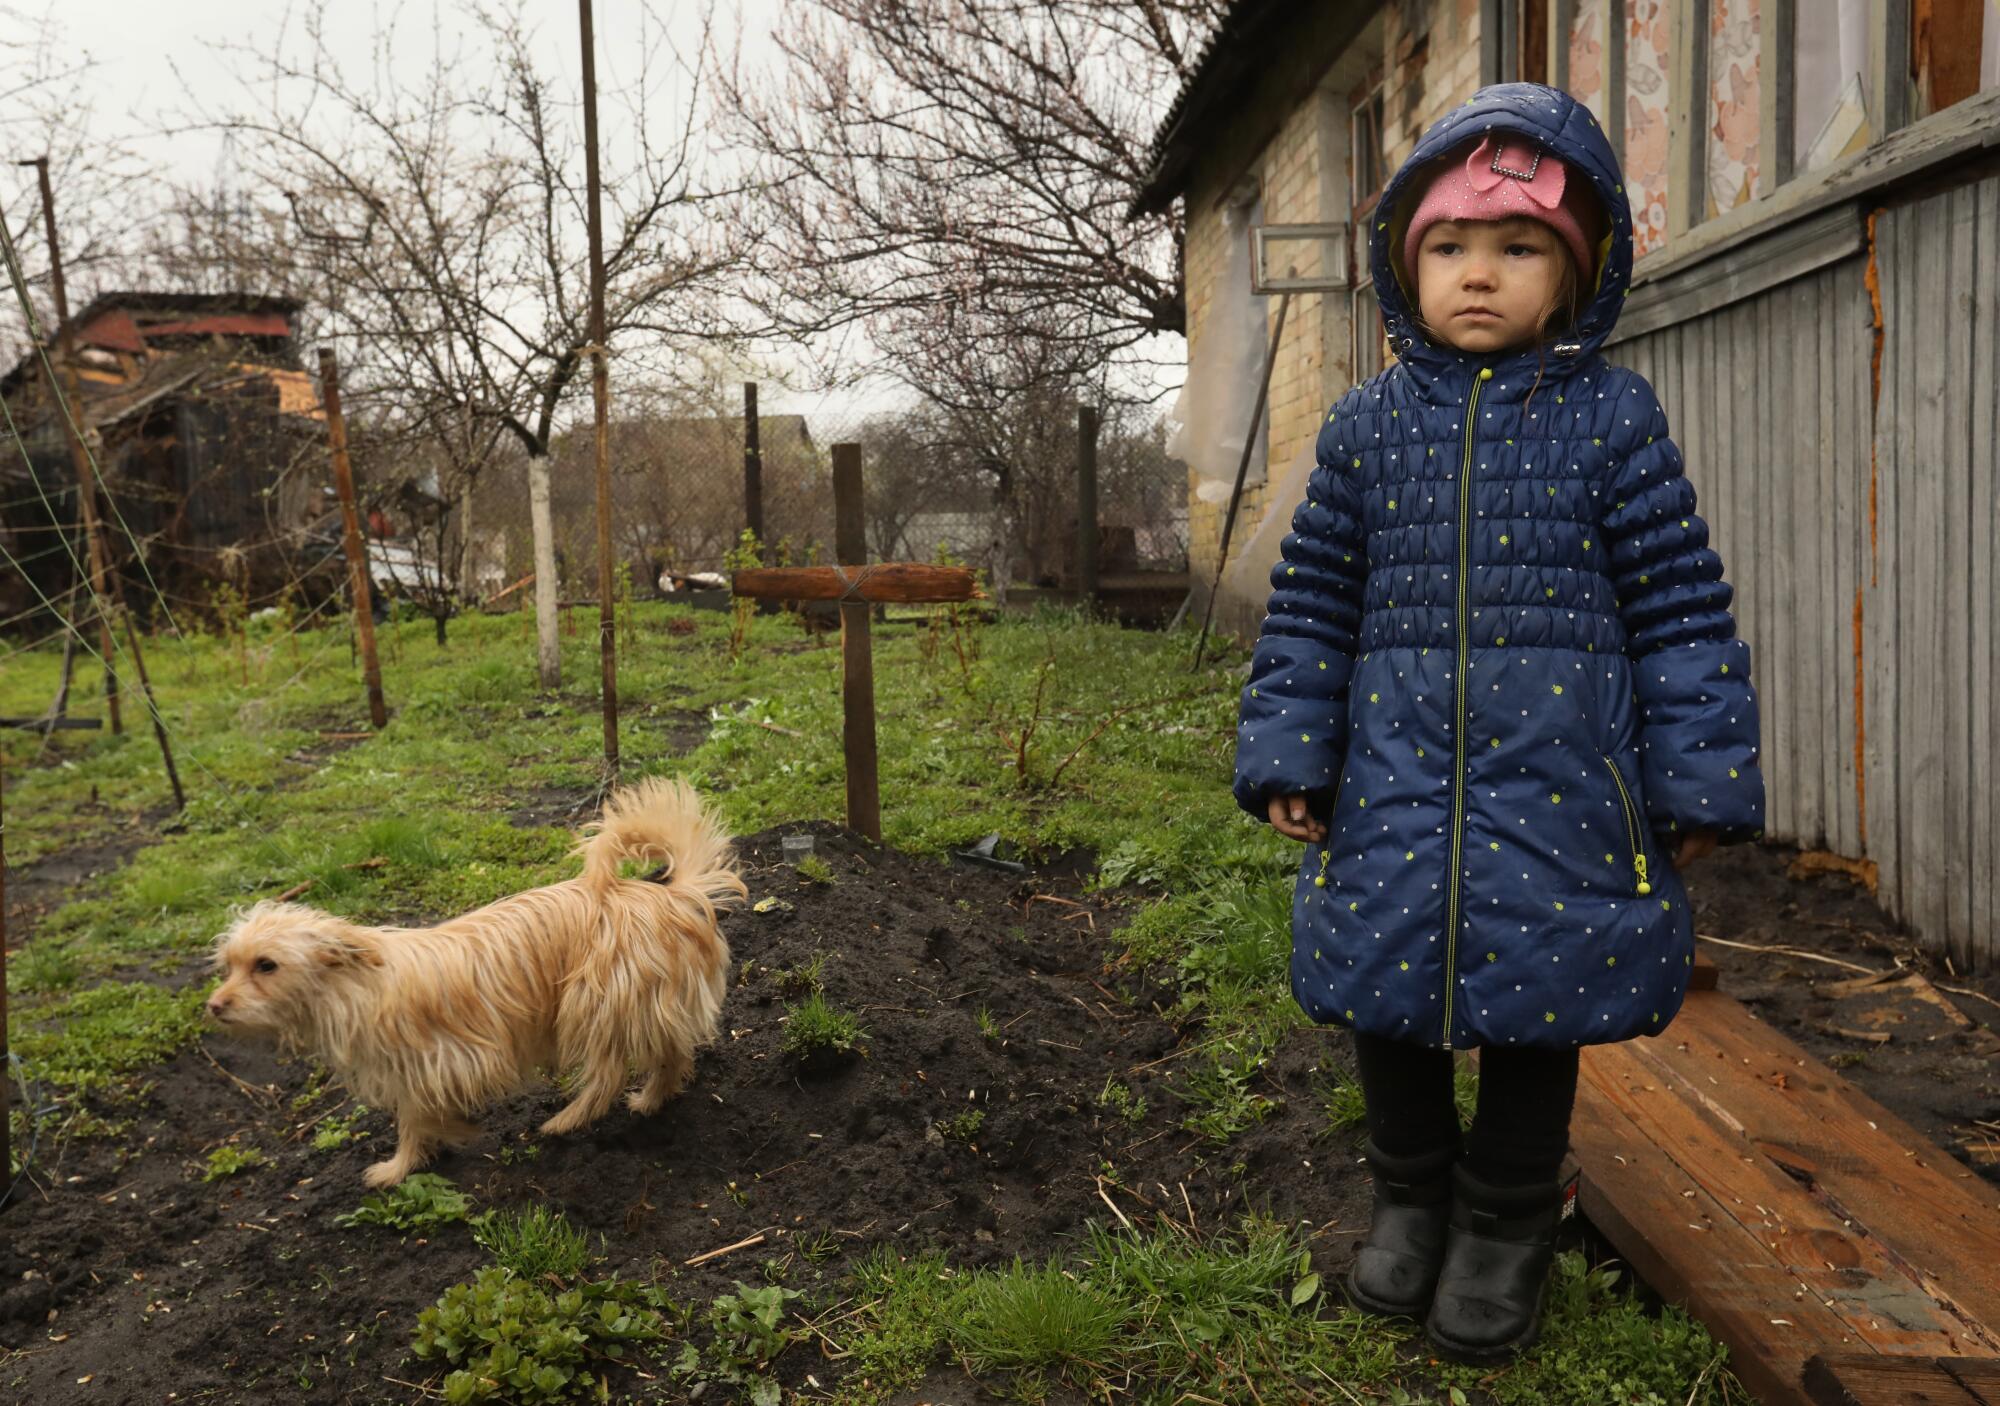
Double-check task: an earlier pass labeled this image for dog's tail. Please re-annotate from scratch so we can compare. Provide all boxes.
[575,777,747,916]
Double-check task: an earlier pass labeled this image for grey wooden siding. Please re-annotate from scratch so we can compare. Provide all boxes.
[1614,167,1999,969]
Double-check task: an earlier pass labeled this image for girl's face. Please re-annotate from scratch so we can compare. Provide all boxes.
[1414,217,1568,354]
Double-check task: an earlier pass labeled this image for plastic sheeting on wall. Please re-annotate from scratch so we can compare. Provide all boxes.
[1210,435,1317,641]
[1166,197,1271,499]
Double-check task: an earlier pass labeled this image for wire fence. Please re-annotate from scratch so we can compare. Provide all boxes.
[1,388,1190,635]
[443,399,1190,609]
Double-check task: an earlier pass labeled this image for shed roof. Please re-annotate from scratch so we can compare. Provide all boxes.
[1129,0,1294,218]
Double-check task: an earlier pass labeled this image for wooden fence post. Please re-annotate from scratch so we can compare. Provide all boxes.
[15,160,120,735]
[579,0,619,777]
[744,381,764,546]
[1077,402,1100,607]
[317,349,389,730]
[832,444,881,843]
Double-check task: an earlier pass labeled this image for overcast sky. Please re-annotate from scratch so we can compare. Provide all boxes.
[15,1,1181,417]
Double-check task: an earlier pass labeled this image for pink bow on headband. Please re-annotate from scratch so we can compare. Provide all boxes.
[1464,136,1567,208]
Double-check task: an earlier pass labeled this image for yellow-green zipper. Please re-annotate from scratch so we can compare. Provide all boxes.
[1441,366,1490,1049]
[1594,750,1653,895]
[1310,770,1345,892]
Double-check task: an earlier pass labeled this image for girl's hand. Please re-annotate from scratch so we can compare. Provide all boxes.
[1670,829,1719,870]
[1268,793,1327,844]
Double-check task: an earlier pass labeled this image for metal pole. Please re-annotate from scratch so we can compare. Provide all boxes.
[744,380,764,545]
[579,0,618,777]
[1076,403,1100,607]
[316,349,389,729]
[15,161,119,734]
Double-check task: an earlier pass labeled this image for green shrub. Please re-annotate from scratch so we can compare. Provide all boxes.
[336,1172,473,1231]
[201,1145,269,1181]
[411,1266,672,1404]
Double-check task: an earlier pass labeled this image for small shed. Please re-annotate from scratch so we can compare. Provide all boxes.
[0,291,324,623]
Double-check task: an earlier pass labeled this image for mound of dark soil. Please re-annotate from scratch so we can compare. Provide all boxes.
[0,824,1371,1405]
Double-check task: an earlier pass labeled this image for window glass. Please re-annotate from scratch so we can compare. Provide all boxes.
[1568,0,1610,126]
[1706,0,1761,216]
[1625,0,1672,257]
[1794,0,1872,170]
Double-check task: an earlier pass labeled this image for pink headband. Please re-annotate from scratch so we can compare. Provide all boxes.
[1402,136,1599,284]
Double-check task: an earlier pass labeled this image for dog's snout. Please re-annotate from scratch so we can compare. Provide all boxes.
[206,994,232,1019]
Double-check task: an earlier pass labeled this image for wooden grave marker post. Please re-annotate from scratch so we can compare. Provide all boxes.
[728,442,981,843]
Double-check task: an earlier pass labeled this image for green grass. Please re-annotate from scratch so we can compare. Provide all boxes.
[780,992,867,1060]
[774,950,829,997]
[821,1223,1746,1406]
[1,600,1748,1403]
[472,1205,596,1282]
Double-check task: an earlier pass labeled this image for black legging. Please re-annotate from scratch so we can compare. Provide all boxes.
[1350,1031,1578,1186]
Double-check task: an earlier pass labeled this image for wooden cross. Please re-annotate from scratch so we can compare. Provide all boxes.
[729,443,981,843]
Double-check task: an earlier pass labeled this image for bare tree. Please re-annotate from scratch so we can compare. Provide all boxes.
[715,0,1224,384]
[172,1,745,673]
[0,6,148,363]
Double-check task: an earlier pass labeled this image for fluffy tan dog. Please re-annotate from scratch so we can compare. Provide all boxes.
[207,778,746,1187]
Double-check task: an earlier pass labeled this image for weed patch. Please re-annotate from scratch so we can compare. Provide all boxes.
[472,1205,595,1282]
[336,1172,474,1232]
[781,992,867,1063]
[411,1266,674,1404]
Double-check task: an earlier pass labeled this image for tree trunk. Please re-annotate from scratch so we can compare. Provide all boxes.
[459,477,478,598]
[528,452,561,689]
[435,611,448,648]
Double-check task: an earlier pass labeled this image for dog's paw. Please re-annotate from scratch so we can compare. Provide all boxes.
[538,1109,589,1137]
[362,1158,409,1190]
[625,1087,666,1116]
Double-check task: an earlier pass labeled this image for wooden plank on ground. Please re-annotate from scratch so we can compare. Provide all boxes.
[1572,1079,1887,1406]
[1650,993,2000,1333]
[1803,1352,2000,1406]
[1576,988,2000,1406]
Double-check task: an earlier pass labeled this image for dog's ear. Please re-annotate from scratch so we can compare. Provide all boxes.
[310,924,384,969]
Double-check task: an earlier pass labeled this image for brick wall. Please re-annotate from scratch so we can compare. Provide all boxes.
[1181,0,1487,642]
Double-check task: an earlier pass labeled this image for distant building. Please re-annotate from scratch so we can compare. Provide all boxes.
[0,290,323,622]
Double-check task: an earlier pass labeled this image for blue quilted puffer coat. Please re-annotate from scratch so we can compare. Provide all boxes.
[1232,84,1764,1052]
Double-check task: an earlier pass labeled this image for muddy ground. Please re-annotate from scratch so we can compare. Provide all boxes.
[1,818,1995,1405]
[0,823,1374,1405]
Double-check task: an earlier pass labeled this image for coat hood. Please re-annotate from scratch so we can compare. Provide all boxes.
[1370,83,1634,387]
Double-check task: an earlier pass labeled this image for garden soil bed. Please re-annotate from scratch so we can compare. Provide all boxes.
[2,821,1995,1405]
[0,822,1373,1406]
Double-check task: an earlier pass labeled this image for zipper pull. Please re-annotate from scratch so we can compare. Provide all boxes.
[1634,852,1652,896]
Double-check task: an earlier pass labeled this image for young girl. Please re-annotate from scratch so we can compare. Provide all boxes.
[1232,83,1764,1361]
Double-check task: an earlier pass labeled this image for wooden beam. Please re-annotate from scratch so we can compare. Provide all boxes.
[731,564,981,605]
[317,348,389,731]
[1575,988,2000,1406]
[1803,1353,2000,1406]
[832,445,881,844]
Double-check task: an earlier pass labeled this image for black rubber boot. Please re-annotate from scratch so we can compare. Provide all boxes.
[1344,1138,1459,1319]
[1424,1164,1565,1361]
